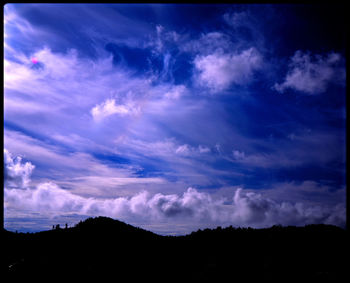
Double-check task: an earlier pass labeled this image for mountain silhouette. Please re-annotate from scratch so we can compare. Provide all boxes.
[2,217,347,282]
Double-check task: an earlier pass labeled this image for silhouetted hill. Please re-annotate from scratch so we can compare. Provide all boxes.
[2,217,348,282]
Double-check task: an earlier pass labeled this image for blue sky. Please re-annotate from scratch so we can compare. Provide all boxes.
[4,4,346,235]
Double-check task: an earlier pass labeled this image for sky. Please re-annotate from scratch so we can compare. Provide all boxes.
[3,3,347,235]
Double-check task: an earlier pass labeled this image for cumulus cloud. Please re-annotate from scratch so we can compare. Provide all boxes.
[4,150,345,232]
[274,50,345,94]
[5,181,346,231]
[194,47,262,92]
[4,148,35,189]
[5,182,87,213]
[91,98,140,121]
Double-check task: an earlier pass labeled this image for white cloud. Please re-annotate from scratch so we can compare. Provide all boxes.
[56,176,166,199]
[4,148,35,189]
[4,45,198,153]
[181,32,233,55]
[198,145,210,153]
[149,24,185,54]
[4,150,345,233]
[164,84,186,100]
[91,98,140,121]
[3,7,346,234]
[232,150,245,160]
[194,47,262,92]
[274,50,345,94]
[5,181,345,232]
[4,46,157,134]
[120,138,213,161]
[4,5,52,47]
[4,133,158,198]
[175,144,191,155]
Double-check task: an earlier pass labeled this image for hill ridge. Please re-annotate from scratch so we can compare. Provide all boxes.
[3,216,347,282]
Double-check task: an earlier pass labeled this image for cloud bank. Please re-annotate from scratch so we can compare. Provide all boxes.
[4,149,345,234]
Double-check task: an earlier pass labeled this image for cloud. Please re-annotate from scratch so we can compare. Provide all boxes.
[232,150,245,160]
[152,25,182,54]
[224,128,344,169]
[274,50,345,94]
[194,47,262,92]
[175,144,191,155]
[4,4,154,59]
[4,150,345,233]
[164,84,186,100]
[56,176,166,199]
[223,11,250,28]
[118,138,213,163]
[5,182,345,232]
[4,6,346,235]
[259,181,346,207]
[198,145,210,153]
[91,98,140,121]
[4,148,35,189]
[4,133,159,198]
[181,32,233,55]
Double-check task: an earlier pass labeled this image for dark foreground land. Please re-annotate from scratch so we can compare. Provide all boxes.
[2,217,348,282]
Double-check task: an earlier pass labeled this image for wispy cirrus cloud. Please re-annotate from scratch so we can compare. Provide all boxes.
[4,131,167,198]
[181,32,233,55]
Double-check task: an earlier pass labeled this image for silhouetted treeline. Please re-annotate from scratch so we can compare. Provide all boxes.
[2,217,348,282]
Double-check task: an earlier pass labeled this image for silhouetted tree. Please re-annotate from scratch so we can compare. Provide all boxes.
[55,224,60,230]
[65,223,68,229]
